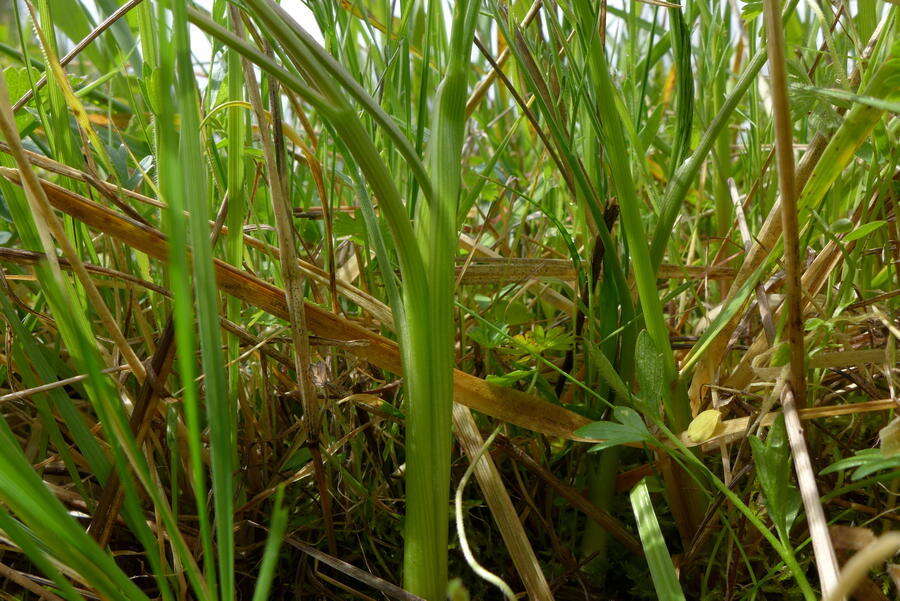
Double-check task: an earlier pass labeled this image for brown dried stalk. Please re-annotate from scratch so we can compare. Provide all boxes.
[762,0,840,596]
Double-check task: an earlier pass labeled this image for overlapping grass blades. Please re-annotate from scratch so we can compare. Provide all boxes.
[0,1,896,599]
[192,0,479,597]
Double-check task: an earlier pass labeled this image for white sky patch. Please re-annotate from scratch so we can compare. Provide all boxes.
[78,0,323,67]
[190,1,322,72]
[192,0,323,62]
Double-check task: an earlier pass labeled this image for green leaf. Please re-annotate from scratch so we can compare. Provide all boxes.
[842,220,887,243]
[2,67,35,130]
[282,447,312,472]
[250,485,289,601]
[635,329,663,415]
[741,0,763,21]
[749,416,800,539]
[504,324,573,356]
[467,322,509,349]
[821,449,883,474]
[576,407,654,451]
[486,369,535,387]
[829,218,853,233]
[630,478,687,601]
[822,448,900,481]
[332,210,368,241]
[790,83,900,114]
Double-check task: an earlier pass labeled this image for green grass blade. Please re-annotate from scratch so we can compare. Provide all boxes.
[152,1,217,594]
[170,2,235,598]
[573,0,687,430]
[629,479,687,601]
[649,0,801,270]
[250,486,289,601]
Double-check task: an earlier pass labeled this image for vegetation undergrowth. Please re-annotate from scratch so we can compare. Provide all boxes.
[0,0,896,600]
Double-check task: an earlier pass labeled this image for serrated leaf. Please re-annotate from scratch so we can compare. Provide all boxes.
[504,324,573,356]
[741,0,762,21]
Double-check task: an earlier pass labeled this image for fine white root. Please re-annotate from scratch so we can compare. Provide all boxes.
[454,426,517,601]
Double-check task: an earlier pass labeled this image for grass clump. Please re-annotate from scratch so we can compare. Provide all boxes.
[0,1,897,600]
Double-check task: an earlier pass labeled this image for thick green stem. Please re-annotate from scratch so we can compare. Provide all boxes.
[404,3,479,596]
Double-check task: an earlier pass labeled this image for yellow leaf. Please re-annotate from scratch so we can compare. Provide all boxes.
[686,409,722,443]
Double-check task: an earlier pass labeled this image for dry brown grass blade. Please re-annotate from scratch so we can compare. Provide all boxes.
[276,528,426,601]
[0,561,67,601]
[763,0,840,592]
[237,423,370,515]
[686,12,889,409]
[497,437,644,556]
[456,258,734,285]
[0,69,147,386]
[457,258,577,285]
[724,193,879,391]
[690,399,898,450]
[730,178,777,343]
[0,248,302,369]
[0,140,393,326]
[86,319,176,546]
[687,144,825,406]
[458,233,573,313]
[242,32,317,427]
[238,19,336,555]
[453,406,554,601]
[1,171,592,440]
[823,533,900,601]
[0,363,129,403]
